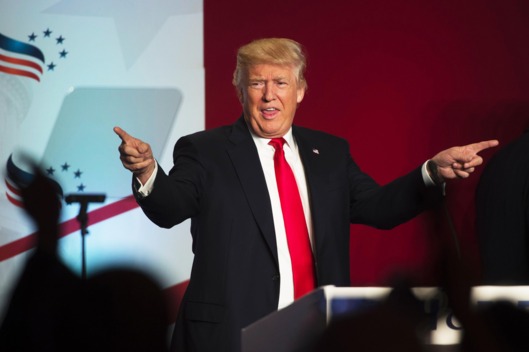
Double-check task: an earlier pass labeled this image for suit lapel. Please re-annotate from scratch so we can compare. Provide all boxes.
[226,117,279,266]
[293,127,328,249]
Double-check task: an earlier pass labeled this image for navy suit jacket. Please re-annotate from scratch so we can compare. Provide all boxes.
[476,129,529,284]
[135,116,442,352]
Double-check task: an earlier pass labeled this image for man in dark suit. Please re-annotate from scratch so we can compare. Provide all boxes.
[476,127,529,284]
[115,38,498,352]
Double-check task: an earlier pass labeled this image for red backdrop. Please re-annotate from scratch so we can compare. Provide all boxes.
[204,0,529,286]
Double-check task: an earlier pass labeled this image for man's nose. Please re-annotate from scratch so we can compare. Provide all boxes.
[262,83,276,102]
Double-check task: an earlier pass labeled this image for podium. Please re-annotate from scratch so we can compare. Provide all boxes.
[241,286,403,352]
[241,285,529,352]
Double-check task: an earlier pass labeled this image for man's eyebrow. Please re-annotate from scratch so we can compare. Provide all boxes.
[248,76,288,81]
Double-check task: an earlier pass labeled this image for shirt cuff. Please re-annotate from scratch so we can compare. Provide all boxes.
[421,160,446,194]
[135,162,158,197]
[421,161,436,187]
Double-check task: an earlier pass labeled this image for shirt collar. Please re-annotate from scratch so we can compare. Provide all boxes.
[247,123,296,150]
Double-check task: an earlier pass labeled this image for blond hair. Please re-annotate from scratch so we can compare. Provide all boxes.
[232,38,308,92]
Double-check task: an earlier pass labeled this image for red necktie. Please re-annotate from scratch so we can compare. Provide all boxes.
[269,138,315,299]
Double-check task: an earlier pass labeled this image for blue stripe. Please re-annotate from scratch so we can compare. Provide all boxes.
[6,154,64,197]
[0,33,45,63]
[6,154,34,188]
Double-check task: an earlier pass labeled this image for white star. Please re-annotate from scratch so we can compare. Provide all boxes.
[43,0,202,68]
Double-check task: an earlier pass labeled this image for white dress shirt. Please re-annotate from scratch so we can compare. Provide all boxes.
[250,128,314,309]
[136,127,439,311]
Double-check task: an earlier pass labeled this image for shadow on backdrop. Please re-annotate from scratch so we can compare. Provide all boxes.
[0,166,170,352]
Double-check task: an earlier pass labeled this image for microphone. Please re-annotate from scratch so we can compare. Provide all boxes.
[64,193,107,280]
[65,193,106,204]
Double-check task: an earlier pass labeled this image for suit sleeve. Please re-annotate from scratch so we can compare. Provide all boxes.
[347,151,444,229]
[134,136,205,228]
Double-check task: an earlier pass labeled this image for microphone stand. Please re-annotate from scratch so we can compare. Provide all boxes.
[65,193,106,280]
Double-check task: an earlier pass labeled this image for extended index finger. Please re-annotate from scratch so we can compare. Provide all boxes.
[113,126,133,144]
[468,139,499,154]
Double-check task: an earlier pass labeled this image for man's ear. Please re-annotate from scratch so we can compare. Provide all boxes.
[296,86,305,104]
[237,87,244,103]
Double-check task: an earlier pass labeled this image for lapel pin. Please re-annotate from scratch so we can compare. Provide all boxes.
[312,148,319,155]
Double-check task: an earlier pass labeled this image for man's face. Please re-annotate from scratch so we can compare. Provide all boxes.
[240,64,305,139]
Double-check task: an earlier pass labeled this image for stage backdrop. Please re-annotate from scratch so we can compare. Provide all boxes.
[2,0,529,325]
[203,0,529,286]
[0,0,203,320]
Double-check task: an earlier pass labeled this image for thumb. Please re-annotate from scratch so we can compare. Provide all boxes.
[137,141,151,154]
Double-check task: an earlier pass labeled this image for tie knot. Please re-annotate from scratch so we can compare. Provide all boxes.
[269,138,286,151]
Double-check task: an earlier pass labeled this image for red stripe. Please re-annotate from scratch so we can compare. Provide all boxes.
[1,195,191,323]
[5,178,22,196]
[0,195,139,261]
[0,65,40,81]
[163,280,189,323]
[0,53,43,73]
[6,192,23,208]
